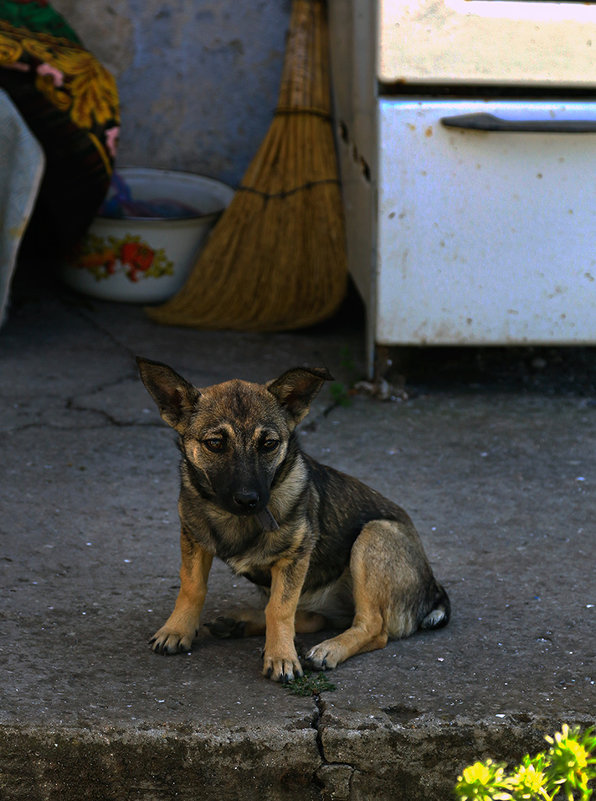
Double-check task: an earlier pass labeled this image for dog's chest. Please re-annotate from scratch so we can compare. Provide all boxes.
[222,527,296,576]
[212,519,303,585]
[230,562,272,589]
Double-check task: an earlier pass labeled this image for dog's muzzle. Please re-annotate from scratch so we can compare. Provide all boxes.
[232,490,261,512]
[230,491,279,531]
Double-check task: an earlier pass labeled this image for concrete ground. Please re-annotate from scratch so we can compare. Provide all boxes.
[1,272,594,800]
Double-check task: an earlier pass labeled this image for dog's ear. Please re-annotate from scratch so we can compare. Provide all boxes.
[136,357,199,432]
[267,367,333,425]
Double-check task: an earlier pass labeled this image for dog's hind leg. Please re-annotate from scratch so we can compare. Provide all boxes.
[296,610,327,633]
[150,527,213,654]
[205,609,326,638]
[305,520,424,670]
[204,608,266,639]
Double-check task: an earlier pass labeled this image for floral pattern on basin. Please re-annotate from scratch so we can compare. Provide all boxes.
[75,234,174,283]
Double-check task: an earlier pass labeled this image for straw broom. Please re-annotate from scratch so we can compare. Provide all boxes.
[146,0,347,331]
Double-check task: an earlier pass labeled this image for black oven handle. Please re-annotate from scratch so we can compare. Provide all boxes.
[440,112,596,133]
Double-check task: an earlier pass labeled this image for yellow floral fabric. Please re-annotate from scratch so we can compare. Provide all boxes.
[0,19,119,166]
[0,8,120,253]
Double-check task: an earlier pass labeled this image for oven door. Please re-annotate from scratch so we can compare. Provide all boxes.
[379,0,596,87]
[376,99,596,345]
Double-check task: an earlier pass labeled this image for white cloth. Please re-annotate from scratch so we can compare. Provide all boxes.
[0,89,45,325]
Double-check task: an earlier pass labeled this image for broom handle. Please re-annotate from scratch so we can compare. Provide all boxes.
[277,0,330,117]
[238,0,336,196]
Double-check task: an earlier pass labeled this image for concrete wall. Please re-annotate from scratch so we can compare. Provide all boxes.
[52,0,291,186]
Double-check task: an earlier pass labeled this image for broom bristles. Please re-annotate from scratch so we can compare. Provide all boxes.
[146,0,347,332]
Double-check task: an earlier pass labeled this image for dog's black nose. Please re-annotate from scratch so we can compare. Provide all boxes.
[233,490,260,510]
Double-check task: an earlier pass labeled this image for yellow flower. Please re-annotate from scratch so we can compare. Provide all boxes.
[509,763,550,800]
[462,763,494,786]
[456,760,512,801]
[544,724,595,801]
[546,724,589,772]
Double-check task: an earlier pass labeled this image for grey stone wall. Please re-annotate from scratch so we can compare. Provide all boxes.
[52,0,290,186]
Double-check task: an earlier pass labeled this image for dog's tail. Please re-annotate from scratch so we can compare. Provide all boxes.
[420,582,450,630]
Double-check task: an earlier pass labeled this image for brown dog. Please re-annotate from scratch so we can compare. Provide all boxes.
[137,358,450,682]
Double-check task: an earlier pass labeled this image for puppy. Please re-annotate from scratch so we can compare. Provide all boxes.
[137,358,450,682]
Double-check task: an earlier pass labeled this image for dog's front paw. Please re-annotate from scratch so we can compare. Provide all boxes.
[149,624,195,655]
[262,649,304,683]
[304,640,343,671]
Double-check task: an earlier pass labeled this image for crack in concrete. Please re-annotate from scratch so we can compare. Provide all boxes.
[65,397,163,429]
[65,302,140,361]
[311,694,356,801]
[312,693,325,761]
[2,397,163,434]
[2,419,159,433]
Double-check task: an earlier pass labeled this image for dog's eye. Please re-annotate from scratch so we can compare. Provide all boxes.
[203,438,225,453]
[262,439,279,452]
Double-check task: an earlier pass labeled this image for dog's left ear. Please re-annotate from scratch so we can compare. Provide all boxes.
[267,367,333,425]
[136,357,199,433]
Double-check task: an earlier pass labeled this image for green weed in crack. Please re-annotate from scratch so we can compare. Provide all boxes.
[324,346,360,415]
[282,672,336,697]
